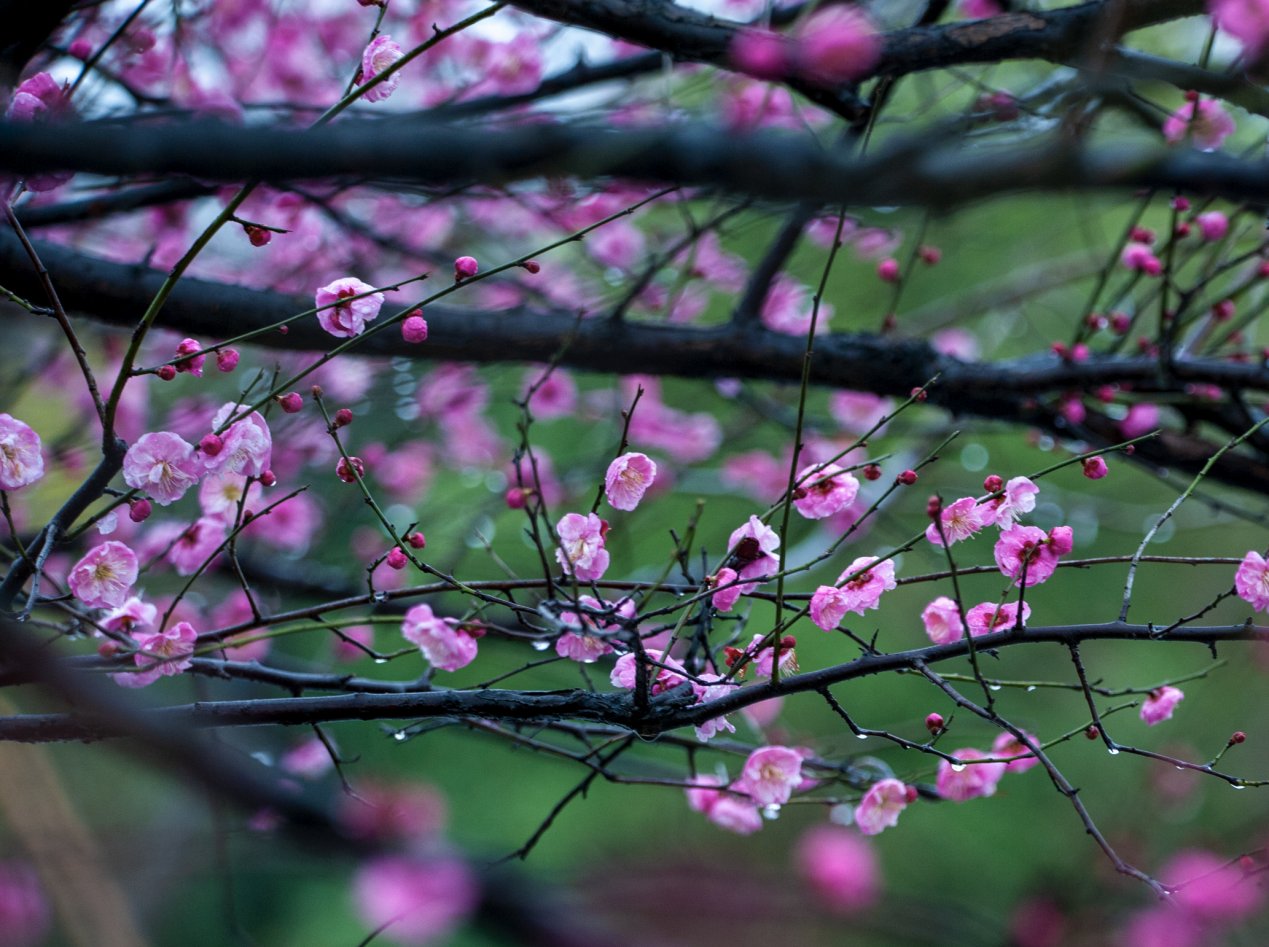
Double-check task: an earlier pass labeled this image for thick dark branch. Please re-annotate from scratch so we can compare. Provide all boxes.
[4,121,1269,207]
[507,0,1204,84]
[1,621,1262,743]
[4,231,1269,493]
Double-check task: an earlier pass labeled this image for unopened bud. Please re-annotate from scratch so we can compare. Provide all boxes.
[925,712,945,735]
[278,392,303,413]
[896,469,918,486]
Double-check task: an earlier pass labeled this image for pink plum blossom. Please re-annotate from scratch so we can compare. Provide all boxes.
[736,633,797,679]
[792,462,859,519]
[810,556,897,630]
[359,35,404,102]
[829,391,892,434]
[685,773,727,815]
[730,28,791,80]
[795,825,880,913]
[992,730,1041,774]
[793,5,882,86]
[1082,455,1109,479]
[925,496,987,546]
[922,596,965,645]
[1122,243,1162,276]
[707,795,764,834]
[761,274,833,335]
[993,524,1073,587]
[737,745,803,806]
[281,737,333,779]
[693,673,738,741]
[726,514,781,591]
[983,475,1039,527]
[1234,550,1269,611]
[102,596,157,636]
[68,541,139,609]
[5,73,73,191]
[0,414,44,490]
[1163,97,1236,151]
[123,431,202,505]
[522,367,577,421]
[206,403,272,477]
[937,748,1007,801]
[1141,685,1184,725]
[0,861,50,947]
[315,277,384,337]
[609,649,688,695]
[1211,0,1269,58]
[853,778,910,835]
[605,452,657,511]
[1196,211,1229,242]
[554,595,633,663]
[1162,848,1264,921]
[965,600,1030,636]
[132,620,198,679]
[402,604,479,672]
[166,516,227,575]
[353,856,478,946]
[959,0,1004,16]
[709,567,744,611]
[555,512,610,582]
[1121,402,1160,438]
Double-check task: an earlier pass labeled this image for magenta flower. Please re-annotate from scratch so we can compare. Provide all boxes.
[1235,550,1269,611]
[685,773,727,815]
[1161,849,1265,921]
[68,541,139,609]
[132,620,198,679]
[921,596,965,645]
[1196,210,1229,242]
[809,556,896,631]
[925,496,986,546]
[0,413,44,490]
[0,861,50,947]
[402,604,479,672]
[936,748,1007,801]
[1121,402,1159,438]
[853,778,910,836]
[737,745,804,806]
[795,825,880,914]
[793,5,882,86]
[1082,456,1109,479]
[730,28,791,80]
[965,600,1030,636]
[555,512,610,582]
[1140,685,1184,726]
[123,431,202,506]
[792,462,859,520]
[983,475,1039,528]
[315,277,384,338]
[1211,0,1269,59]
[1162,97,1236,151]
[358,35,404,102]
[992,730,1041,774]
[353,856,478,946]
[993,524,1072,587]
[604,451,657,511]
[726,515,781,592]
[1121,243,1162,276]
